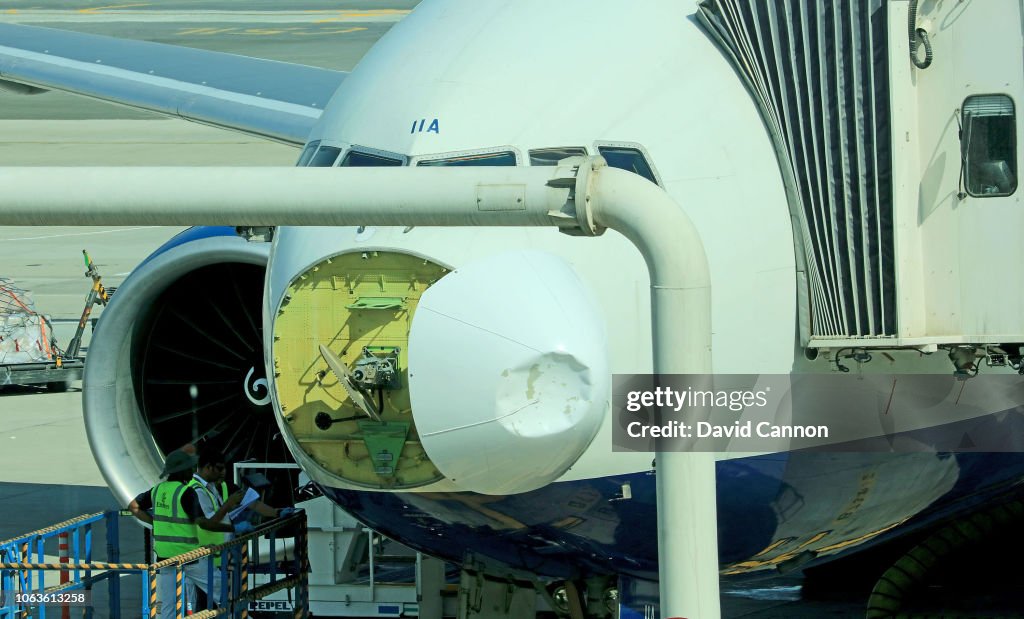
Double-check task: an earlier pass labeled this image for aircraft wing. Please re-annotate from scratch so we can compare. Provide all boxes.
[0,23,345,145]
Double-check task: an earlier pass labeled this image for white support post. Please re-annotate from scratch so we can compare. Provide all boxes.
[586,161,718,619]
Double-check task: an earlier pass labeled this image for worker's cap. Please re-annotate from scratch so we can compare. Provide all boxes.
[161,449,198,477]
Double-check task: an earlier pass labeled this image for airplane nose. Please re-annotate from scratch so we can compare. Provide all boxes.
[408,250,609,494]
[270,245,608,494]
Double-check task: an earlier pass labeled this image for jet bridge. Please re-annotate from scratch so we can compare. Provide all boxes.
[698,0,1024,355]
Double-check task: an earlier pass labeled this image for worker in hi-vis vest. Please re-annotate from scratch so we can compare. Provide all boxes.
[188,447,295,609]
[128,448,252,619]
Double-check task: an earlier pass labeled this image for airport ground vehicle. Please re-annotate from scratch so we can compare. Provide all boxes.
[0,251,106,392]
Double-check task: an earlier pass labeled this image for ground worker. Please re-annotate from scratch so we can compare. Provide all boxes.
[188,447,295,608]
[127,448,251,619]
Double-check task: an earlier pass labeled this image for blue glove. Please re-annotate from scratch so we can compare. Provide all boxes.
[278,507,297,518]
[233,521,255,535]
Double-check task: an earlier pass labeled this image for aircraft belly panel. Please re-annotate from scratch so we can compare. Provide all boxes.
[323,448,1024,580]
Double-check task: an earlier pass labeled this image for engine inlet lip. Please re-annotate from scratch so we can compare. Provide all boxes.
[83,235,268,504]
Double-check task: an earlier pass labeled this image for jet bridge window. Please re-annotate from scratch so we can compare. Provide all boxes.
[307,145,342,167]
[339,150,404,167]
[962,95,1017,197]
[529,147,587,166]
[417,151,516,167]
[597,146,658,185]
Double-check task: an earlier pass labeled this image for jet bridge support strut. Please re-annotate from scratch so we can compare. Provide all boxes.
[0,158,718,619]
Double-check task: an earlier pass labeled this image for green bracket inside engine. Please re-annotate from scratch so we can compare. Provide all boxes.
[358,420,410,476]
[346,296,406,310]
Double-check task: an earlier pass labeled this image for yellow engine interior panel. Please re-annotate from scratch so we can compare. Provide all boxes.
[272,250,449,489]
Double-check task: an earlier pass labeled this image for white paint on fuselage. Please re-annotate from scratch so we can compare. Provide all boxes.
[266,0,797,489]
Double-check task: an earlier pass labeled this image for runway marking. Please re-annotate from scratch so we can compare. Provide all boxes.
[240,28,290,35]
[0,227,160,242]
[78,3,153,14]
[298,27,366,35]
[176,25,368,36]
[176,26,236,35]
[313,10,407,24]
[0,10,407,24]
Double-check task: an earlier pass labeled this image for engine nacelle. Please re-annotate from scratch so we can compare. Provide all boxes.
[83,229,286,504]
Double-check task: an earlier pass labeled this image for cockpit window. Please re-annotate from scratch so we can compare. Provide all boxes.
[962,94,1017,197]
[417,151,517,167]
[339,150,404,167]
[308,145,342,167]
[529,147,587,166]
[597,145,659,185]
[296,140,320,166]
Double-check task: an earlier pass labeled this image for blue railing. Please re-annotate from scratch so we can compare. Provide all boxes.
[0,511,119,619]
[0,510,308,619]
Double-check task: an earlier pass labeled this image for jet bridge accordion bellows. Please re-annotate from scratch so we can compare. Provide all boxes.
[698,0,895,339]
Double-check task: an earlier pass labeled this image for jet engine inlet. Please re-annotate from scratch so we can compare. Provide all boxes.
[135,263,281,461]
[83,234,290,504]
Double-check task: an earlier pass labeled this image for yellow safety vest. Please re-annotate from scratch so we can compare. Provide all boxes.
[151,481,199,559]
[189,479,230,565]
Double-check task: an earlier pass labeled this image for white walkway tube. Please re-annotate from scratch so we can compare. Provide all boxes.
[0,158,718,618]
